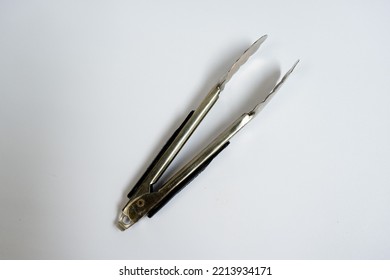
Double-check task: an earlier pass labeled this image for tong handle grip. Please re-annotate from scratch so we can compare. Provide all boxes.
[127,110,195,199]
[147,141,230,218]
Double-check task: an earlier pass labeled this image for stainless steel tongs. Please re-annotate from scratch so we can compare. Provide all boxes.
[118,35,299,230]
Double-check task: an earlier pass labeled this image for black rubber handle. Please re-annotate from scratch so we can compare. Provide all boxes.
[127,110,195,199]
[147,141,230,218]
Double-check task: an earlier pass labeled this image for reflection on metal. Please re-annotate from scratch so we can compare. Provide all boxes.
[118,36,299,231]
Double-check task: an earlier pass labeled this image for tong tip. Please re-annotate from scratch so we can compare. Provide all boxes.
[250,59,299,115]
[288,59,300,75]
[253,34,268,47]
[219,35,268,89]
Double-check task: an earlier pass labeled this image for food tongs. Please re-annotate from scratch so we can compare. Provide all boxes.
[118,35,299,230]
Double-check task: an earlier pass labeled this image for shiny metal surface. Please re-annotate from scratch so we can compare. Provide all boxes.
[149,85,220,186]
[146,35,268,185]
[118,36,298,231]
[118,60,299,230]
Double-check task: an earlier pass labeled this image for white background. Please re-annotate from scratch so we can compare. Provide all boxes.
[0,0,389,259]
